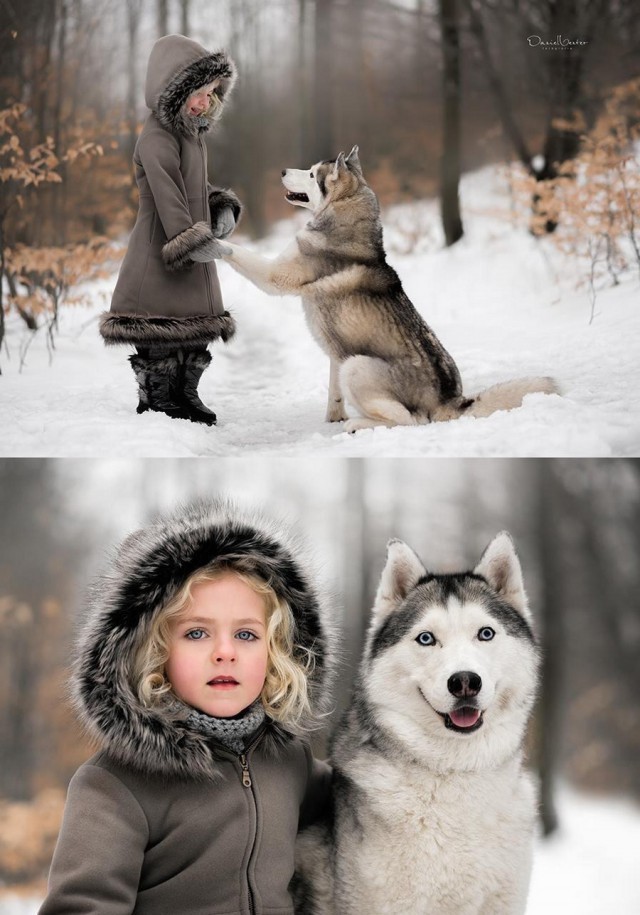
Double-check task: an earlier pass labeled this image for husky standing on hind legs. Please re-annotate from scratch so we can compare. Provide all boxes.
[214,145,556,432]
[294,532,540,915]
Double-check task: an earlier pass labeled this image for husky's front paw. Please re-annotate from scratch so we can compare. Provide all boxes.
[190,238,232,262]
[326,406,348,423]
[343,417,384,433]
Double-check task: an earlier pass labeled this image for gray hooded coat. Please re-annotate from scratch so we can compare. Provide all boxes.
[39,501,335,915]
[100,35,239,348]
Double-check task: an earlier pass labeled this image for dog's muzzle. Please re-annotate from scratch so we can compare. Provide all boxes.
[284,191,309,203]
[420,687,485,735]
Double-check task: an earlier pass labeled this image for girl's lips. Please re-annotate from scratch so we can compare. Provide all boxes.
[208,677,239,689]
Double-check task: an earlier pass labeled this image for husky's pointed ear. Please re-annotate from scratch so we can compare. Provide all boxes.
[373,539,426,621]
[345,145,362,174]
[332,152,347,177]
[474,532,529,619]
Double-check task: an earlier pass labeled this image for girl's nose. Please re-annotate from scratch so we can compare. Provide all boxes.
[212,637,236,662]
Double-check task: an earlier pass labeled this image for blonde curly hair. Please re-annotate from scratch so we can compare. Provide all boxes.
[132,564,315,729]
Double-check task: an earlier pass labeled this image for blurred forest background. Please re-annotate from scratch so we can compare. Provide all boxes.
[2,0,640,239]
[0,457,639,889]
[1,0,640,357]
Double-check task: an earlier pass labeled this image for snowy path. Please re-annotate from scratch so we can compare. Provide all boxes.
[2,171,639,457]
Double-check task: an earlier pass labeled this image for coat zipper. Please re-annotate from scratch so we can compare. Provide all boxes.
[199,136,214,314]
[238,742,262,915]
[239,753,252,788]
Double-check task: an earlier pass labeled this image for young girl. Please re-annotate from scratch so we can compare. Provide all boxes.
[100,34,242,425]
[40,501,335,915]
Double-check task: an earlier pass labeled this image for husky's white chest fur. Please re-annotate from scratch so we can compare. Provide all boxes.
[339,750,536,915]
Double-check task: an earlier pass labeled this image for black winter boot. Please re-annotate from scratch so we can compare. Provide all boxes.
[180,348,217,425]
[129,351,191,422]
[129,347,217,425]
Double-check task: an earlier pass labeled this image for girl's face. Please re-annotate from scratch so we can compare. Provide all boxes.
[184,79,221,117]
[165,573,269,718]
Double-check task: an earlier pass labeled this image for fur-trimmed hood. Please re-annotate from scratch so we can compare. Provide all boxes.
[145,34,237,138]
[73,500,336,781]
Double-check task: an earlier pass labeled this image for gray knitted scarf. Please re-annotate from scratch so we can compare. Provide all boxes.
[186,700,266,754]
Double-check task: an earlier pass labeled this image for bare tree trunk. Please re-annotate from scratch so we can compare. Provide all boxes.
[0,619,36,800]
[157,0,169,37]
[180,0,190,35]
[537,0,607,180]
[126,0,143,163]
[465,0,607,232]
[297,0,312,165]
[339,460,367,715]
[0,217,5,370]
[52,0,69,243]
[464,0,534,174]
[231,0,267,237]
[439,0,464,246]
[35,0,58,145]
[344,0,367,154]
[533,460,566,836]
[313,0,334,159]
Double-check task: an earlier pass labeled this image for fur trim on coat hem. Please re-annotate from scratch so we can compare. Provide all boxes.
[162,220,215,272]
[99,311,236,346]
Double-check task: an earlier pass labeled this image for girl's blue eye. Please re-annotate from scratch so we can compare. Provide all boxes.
[236,630,257,641]
[416,631,436,646]
[478,627,495,641]
[186,629,206,640]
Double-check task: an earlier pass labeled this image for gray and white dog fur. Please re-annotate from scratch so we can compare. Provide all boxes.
[294,532,540,915]
[216,146,556,432]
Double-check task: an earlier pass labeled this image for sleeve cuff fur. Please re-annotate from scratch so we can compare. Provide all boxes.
[208,187,243,224]
[162,221,215,273]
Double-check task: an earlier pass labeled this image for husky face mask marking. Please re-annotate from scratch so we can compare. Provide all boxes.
[281,145,363,212]
[366,533,540,764]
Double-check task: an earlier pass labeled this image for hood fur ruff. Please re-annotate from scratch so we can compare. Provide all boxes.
[73,500,336,781]
[145,34,237,138]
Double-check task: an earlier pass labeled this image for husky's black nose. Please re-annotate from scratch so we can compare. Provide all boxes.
[281,170,287,177]
[448,671,482,698]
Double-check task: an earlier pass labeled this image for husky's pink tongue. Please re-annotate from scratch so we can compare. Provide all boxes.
[449,707,481,728]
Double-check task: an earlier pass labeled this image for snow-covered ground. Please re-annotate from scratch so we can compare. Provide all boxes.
[2,167,639,456]
[2,787,639,914]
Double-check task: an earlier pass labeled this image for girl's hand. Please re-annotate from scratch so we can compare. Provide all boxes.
[212,207,236,240]
[209,187,242,239]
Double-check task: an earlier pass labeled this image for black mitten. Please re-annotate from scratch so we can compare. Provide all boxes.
[209,187,242,239]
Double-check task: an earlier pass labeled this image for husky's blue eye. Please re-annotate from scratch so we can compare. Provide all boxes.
[478,627,495,641]
[416,631,436,646]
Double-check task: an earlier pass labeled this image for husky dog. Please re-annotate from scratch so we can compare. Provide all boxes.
[217,146,556,432]
[295,532,540,915]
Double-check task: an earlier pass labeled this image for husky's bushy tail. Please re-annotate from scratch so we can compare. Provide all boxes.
[434,377,558,421]
[467,376,558,418]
